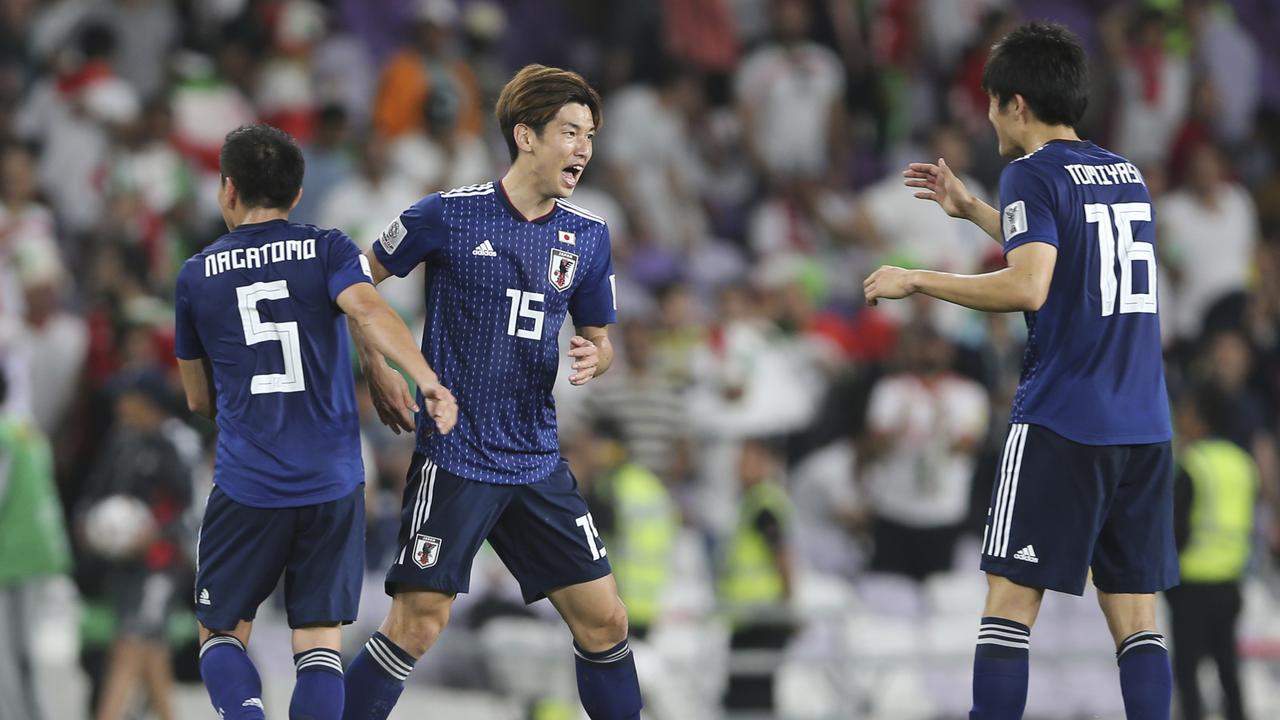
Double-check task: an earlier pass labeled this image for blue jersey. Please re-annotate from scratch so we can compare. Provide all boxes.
[175,220,373,507]
[999,139,1171,445]
[373,180,617,484]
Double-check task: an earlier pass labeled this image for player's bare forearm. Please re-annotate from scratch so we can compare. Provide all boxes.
[177,357,216,419]
[965,200,1004,245]
[341,286,436,391]
[865,242,1056,312]
[909,268,1044,312]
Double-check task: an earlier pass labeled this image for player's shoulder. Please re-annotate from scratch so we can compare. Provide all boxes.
[439,181,496,201]
[553,197,608,229]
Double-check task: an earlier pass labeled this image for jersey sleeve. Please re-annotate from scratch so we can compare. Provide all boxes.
[998,160,1060,254]
[568,226,618,327]
[372,193,446,277]
[173,264,205,360]
[324,229,374,303]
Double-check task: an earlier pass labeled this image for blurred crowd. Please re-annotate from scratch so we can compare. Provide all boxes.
[2,0,1280,718]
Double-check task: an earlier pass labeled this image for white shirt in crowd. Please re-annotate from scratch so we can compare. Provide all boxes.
[864,373,988,528]
[734,41,844,178]
[1159,182,1258,339]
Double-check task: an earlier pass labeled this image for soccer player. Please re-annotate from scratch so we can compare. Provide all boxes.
[174,124,457,720]
[340,65,639,720]
[863,23,1177,718]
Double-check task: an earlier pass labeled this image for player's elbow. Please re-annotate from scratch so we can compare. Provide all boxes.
[187,397,214,419]
[1014,275,1051,312]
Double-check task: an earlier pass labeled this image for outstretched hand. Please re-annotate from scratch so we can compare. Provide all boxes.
[903,158,976,219]
[864,265,916,306]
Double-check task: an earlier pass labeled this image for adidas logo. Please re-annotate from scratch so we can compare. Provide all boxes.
[1014,545,1040,564]
[198,588,211,606]
[472,240,497,257]
[243,698,264,709]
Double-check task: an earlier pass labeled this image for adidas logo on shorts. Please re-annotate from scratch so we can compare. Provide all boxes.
[198,588,211,605]
[1014,545,1040,564]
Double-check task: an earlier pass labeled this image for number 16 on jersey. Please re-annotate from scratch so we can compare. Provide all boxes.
[1085,202,1156,317]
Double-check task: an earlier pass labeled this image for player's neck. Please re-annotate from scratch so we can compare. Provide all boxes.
[229,207,290,230]
[1018,124,1081,155]
[499,169,556,221]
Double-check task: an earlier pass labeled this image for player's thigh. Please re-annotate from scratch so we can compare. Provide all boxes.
[384,455,509,597]
[1091,440,1179,594]
[195,486,293,632]
[284,483,366,628]
[979,423,1114,596]
[487,461,613,605]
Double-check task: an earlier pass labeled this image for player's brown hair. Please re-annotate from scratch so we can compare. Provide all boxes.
[495,64,602,162]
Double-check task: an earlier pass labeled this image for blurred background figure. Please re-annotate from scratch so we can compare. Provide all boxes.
[862,324,987,584]
[76,370,193,720]
[718,437,794,716]
[576,418,678,641]
[0,360,73,720]
[1167,384,1258,720]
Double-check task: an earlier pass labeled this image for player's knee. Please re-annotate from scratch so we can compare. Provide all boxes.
[385,593,453,656]
[577,597,629,650]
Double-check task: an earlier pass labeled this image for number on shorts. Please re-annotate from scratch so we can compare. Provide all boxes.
[575,513,606,561]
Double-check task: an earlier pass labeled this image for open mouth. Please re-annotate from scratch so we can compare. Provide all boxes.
[561,164,584,188]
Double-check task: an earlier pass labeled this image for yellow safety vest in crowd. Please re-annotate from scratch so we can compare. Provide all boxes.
[719,480,791,617]
[1179,439,1257,583]
[608,463,677,629]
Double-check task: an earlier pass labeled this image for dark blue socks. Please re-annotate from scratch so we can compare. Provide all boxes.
[573,638,642,720]
[341,632,417,720]
[970,617,1030,720]
[200,635,266,720]
[291,648,345,720]
[1117,631,1172,720]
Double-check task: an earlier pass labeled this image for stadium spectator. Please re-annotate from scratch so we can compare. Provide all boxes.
[371,0,483,140]
[76,370,193,720]
[0,363,73,720]
[862,324,987,582]
[1167,383,1257,720]
[584,319,692,482]
[734,0,846,181]
[718,437,794,714]
[11,238,88,439]
[1104,6,1191,168]
[576,419,678,640]
[1161,142,1260,342]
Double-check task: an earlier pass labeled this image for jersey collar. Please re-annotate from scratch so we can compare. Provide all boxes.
[496,178,558,224]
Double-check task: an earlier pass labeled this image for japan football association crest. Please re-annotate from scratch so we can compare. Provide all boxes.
[549,248,579,292]
[412,534,442,569]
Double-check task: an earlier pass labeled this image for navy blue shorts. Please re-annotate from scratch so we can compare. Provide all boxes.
[386,454,612,604]
[980,423,1179,596]
[194,484,365,631]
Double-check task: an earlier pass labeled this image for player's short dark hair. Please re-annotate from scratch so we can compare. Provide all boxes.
[0,364,7,407]
[495,64,602,162]
[982,22,1088,127]
[219,124,305,211]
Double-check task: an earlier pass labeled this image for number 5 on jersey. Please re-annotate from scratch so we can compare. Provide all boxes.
[237,280,306,394]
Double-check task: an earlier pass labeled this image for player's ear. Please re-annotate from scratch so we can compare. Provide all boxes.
[221,176,238,209]
[514,123,535,154]
[290,187,303,211]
